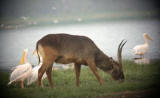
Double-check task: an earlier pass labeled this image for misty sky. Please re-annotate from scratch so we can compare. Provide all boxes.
[0,0,159,18]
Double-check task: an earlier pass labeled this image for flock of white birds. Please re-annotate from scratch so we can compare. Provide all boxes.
[8,33,152,88]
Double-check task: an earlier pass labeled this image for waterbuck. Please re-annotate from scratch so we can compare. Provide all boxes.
[36,33,127,88]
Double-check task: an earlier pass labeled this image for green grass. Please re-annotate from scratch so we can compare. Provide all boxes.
[1,60,160,98]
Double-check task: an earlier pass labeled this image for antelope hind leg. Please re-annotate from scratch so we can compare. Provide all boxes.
[38,64,46,87]
[46,64,54,88]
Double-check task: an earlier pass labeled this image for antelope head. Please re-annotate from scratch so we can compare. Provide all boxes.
[109,40,127,81]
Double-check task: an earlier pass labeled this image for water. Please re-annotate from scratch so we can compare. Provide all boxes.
[0,19,160,71]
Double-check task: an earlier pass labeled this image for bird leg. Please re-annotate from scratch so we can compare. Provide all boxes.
[20,80,24,88]
[140,54,144,59]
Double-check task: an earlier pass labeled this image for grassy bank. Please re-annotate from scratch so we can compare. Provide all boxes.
[1,60,160,98]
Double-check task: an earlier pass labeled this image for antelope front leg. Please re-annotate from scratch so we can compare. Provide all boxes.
[87,60,104,85]
[74,63,81,87]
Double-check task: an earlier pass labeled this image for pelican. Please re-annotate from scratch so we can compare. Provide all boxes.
[8,49,32,88]
[27,63,47,86]
[133,33,152,58]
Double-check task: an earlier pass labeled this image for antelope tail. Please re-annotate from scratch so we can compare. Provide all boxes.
[36,41,41,65]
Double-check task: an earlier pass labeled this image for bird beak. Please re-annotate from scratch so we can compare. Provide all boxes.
[146,35,152,41]
[19,50,26,65]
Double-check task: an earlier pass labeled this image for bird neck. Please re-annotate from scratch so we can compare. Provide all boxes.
[144,37,149,46]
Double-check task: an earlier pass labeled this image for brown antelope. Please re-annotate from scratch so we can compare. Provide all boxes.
[36,33,127,88]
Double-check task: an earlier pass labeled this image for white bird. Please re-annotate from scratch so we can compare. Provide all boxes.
[133,33,152,58]
[8,49,32,88]
[27,50,47,86]
[27,62,47,86]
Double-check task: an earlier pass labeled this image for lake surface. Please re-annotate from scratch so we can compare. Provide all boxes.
[0,19,160,71]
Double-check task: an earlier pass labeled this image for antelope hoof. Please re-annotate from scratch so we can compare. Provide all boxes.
[100,80,104,85]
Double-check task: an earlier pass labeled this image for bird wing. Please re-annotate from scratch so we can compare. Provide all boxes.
[133,44,148,55]
[27,65,47,85]
[8,63,32,85]
[27,66,40,85]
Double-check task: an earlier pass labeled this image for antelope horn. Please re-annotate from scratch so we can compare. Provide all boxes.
[118,40,127,67]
